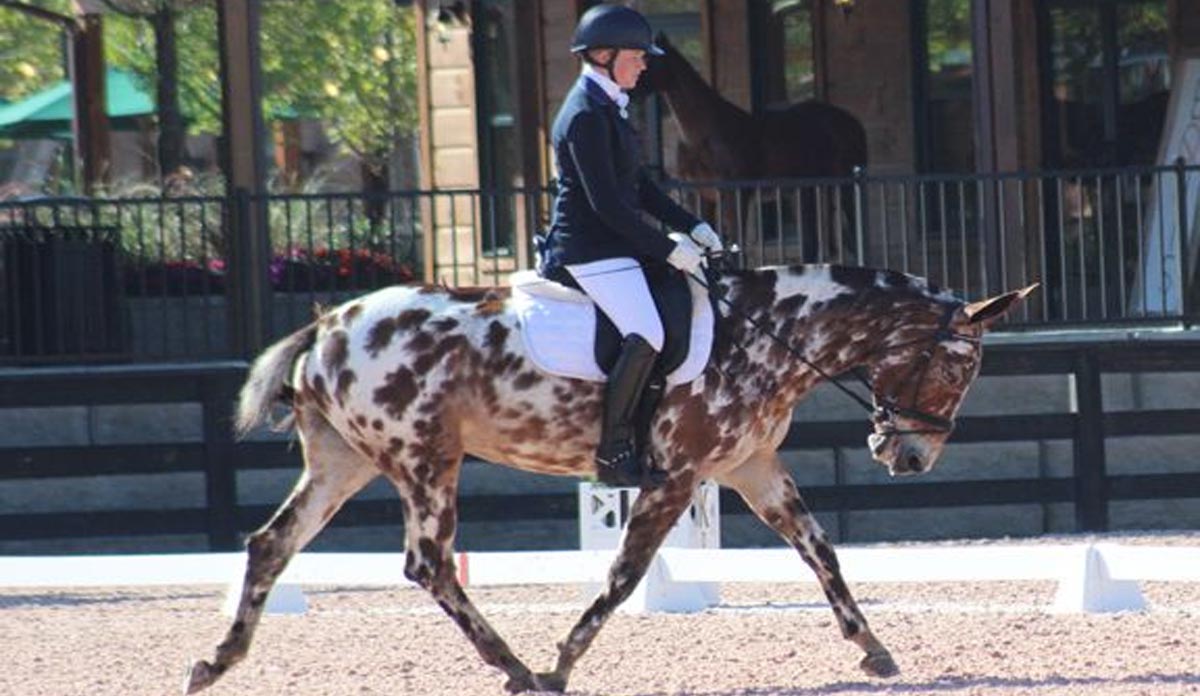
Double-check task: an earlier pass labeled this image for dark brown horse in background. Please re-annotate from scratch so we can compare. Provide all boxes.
[635,33,867,266]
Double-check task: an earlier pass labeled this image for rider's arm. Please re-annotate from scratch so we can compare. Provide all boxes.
[566,110,676,261]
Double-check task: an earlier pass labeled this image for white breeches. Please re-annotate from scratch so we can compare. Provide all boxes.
[566,257,664,352]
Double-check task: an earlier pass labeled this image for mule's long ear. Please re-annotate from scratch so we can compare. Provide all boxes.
[962,283,1039,328]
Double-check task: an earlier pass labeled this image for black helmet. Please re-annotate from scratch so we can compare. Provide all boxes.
[570,4,664,56]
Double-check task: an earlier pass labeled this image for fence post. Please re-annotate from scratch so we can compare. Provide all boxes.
[853,165,867,265]
[1072,349,1108,532]
[1175,157,1197,321]
[202,370,241,550]
[226,189,270,358]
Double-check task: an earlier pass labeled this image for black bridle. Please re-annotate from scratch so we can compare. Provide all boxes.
[860,302,981,440]
[693,263,981,442]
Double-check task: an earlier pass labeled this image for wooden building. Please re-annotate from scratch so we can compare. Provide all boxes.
[411,0,1196,283]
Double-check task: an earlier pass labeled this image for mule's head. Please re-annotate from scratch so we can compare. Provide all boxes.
[865,285,1036,476]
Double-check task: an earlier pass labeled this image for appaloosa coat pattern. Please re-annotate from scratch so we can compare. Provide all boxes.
[186,264,1031,694]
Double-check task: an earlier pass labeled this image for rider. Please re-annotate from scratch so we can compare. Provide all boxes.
[539,3,723,489]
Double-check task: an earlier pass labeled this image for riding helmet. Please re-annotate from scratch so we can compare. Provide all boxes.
[570,4,664,56]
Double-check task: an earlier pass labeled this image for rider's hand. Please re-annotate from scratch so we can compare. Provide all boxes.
[666,234,705,275]
[690,222,723,252]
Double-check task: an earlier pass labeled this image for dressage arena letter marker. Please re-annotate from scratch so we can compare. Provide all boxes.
[578,481,721,612]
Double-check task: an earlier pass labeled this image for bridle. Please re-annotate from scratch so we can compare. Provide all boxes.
[859,302,982,441]
[693,262,980,442]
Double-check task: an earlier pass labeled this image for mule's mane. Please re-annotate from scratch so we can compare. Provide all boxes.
[724,264,955,306]
[710,264,960,374]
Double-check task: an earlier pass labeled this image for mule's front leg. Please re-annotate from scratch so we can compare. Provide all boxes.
[719,452,899,678]
[539,477,696,691]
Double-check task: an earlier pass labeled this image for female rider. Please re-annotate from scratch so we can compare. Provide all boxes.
[538,3,723,489]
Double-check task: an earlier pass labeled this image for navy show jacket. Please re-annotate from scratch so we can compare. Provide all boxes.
[540,77,700,275]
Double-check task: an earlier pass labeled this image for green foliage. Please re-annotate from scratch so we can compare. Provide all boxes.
[0,0,71,99]
[3,0,418,173]
[925,0,971,71]
[103,2,224,134]
[260,0,418,168]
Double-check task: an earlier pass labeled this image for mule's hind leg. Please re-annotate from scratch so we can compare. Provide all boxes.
[387,445,542,693]
[718,450,899,678]
[184,409,377,694]
[539,476,697,691]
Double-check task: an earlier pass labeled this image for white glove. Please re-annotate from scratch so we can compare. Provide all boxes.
[666,233,704,275]
[690,222,723,252]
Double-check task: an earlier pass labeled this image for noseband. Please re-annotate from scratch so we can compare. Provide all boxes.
[864,303,981,440]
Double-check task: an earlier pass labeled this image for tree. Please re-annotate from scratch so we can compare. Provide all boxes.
[4,0,419,195]
[0,1,71,102]
[258,0,418,186]
[100,0,208,181]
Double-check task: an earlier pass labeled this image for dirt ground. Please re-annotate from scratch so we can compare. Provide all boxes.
[2,534,1199,696]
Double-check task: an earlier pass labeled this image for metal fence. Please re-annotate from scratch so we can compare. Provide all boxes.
[0,162,1196,363]
[664,161,1200,327]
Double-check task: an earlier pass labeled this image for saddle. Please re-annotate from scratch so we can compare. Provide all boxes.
[510,267,714,386]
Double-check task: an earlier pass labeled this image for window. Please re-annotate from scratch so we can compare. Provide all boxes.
[751,0,816,110]
[474,0,520,252]
[1040,0,1170,168]
[913,0,974,173]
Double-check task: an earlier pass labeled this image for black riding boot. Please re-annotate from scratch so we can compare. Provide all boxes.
[595,334,666,489]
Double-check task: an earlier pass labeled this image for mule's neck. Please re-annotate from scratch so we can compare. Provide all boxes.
[715,265,954,404]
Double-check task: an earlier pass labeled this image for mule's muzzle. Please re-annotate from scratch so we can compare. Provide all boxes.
[868,431,932,477]
[891,444,928,476]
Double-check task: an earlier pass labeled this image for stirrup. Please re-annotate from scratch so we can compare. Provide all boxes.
[595,443,667,490]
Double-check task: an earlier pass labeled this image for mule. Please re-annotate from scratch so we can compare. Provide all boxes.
[635,32,868,265]
[185,264,1032,694]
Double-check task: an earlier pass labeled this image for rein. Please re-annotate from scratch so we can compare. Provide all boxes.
[686,259,979,440]
[515,255,979,439]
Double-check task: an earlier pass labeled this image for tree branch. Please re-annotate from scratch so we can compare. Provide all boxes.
[0,0,78,31]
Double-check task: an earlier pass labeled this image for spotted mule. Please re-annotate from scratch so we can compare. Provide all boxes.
[185,265,1033,694]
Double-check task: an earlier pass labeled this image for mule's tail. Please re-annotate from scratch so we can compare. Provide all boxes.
[235,322,318,438]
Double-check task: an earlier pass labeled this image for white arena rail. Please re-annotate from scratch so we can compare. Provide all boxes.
[1,487,1197,616]
[1,542,1198,616]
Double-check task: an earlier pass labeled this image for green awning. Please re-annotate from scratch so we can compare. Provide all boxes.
[0,68,154,140]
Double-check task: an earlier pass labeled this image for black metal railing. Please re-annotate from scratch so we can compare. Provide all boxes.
[0,163,1194,363]
[662,160,1199,328]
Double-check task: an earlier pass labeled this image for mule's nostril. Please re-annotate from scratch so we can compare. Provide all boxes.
[906,454,922,472]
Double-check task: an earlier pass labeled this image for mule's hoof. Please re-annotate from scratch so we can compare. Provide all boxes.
[182,659,222,694]
[859,651,899,678]
[503,673,536,694]
[534,671,567,692]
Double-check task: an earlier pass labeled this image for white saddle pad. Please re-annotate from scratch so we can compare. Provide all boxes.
[510,269,714,386]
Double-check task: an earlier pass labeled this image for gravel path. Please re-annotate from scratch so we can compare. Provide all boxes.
[3,534,1198,696]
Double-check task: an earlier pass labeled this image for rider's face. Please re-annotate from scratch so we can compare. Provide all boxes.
[611,49,647,90]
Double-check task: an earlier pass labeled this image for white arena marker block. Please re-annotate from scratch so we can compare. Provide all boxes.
[578,481,721,613]
[1051,544,1146,614]
[222,580,308,616]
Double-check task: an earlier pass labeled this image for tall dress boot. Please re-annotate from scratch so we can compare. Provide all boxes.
[594,334,665,489]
